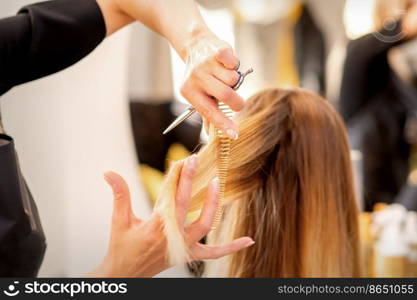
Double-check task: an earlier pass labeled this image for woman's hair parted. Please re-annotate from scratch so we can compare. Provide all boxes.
[155,88,361,277]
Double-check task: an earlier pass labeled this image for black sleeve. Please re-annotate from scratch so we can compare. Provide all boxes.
[0,0,106,96]
[339,21,404,121]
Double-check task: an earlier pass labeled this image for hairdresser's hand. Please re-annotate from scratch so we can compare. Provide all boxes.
[96,0,244,138]
[180,34,243,140]
[87,156,254,277]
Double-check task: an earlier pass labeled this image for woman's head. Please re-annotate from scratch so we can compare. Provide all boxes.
[157,87,360,277]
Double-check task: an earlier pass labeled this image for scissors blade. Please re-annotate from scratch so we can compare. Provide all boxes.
[163,107,196,135]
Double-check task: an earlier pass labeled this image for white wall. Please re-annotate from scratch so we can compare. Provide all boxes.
[0,0,188,277]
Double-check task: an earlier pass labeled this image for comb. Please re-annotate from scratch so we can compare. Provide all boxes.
[211,103,235,230]
[211,68,253,230]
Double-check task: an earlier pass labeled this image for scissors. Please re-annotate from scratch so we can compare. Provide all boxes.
[163,67,254,135]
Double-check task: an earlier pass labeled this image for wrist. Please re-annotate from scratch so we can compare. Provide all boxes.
[180,27,217,61]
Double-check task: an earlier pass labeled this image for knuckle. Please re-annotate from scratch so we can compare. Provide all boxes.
[217,47,231,59]
[114,191,124,201]
[217,47,238,69]
[217,47,227,55]
[216,48,227,60]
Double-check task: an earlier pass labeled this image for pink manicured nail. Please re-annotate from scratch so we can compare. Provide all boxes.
[212,177,220,191]
[226,129,238,140]
[187,154,197,170]
[103,172,111,182]
[246,239,255,247]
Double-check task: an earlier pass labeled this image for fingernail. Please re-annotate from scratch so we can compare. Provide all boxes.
[103,172,112,183]
[187,154,197,170]
[226,129,238,140]
[246,239,255,247]
[212,177,219,191]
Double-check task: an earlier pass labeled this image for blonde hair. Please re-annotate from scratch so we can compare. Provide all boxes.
[156,88,361,277]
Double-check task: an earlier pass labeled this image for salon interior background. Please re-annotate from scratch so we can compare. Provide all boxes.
[1,0,415,277]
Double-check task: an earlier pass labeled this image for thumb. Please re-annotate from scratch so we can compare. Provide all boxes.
[104,171,132,229]
[215,47,239,70]
[193,237,255,260]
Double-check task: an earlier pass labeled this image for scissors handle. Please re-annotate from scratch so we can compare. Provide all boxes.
[232,68,253,90]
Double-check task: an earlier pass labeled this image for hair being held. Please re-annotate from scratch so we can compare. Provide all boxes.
[156,88,361,277]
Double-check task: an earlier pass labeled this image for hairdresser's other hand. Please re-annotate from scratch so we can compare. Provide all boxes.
[180,34,243,140]
[402,2,417,39]
[85,172,168,278]
[87,156,254,277]
[175,155,254,261]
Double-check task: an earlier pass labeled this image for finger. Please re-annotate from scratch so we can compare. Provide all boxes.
[210,61,240,87]
[187,178,219,243]
[205,75,244,111]
[215,48,239,70]
[181,85,238,139]
[104,171,133,229]
[192,237,255,260]
[175,155,198,226]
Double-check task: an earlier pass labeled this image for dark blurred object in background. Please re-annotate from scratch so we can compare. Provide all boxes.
[0,117,46,277]
[339,19,417,211]
[130,102,201,172]
[396,184,417,211]
[294,5,326,95]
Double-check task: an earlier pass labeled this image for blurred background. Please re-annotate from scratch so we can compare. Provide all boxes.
[0,0,416,277]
